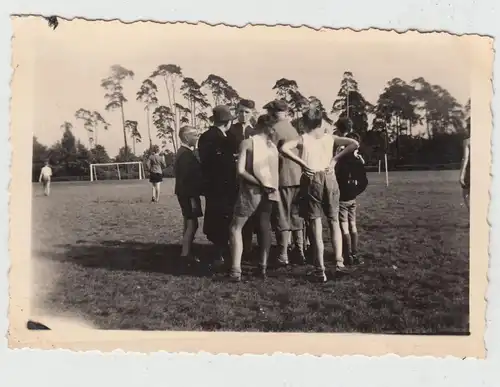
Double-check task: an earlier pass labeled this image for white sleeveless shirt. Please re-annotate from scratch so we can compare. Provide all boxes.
[300,133,335,172]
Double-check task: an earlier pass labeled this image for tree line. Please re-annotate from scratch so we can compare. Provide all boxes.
[33,65,471,181]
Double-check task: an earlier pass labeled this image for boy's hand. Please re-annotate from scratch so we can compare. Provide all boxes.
[302,165,315,177]
[263,186,276,195]
[325,159,337,174]
[459,176,466,188]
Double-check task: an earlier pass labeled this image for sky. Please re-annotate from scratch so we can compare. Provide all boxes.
[14,18,472,157]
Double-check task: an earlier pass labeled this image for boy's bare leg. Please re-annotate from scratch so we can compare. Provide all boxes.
[181,218,198,257]
[155,183,161,202]
[277,230,291,264]
[256,205,272,276]
[310,218,325,271]
[340,221,352,263]
[328,219,345,268]
[462,188,470,211]
[229,216,249,280]
[151,185,156,201]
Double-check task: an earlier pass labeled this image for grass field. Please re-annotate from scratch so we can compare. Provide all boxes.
[31,170,470,334]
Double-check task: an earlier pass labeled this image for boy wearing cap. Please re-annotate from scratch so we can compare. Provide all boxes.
[264,99,306,266]
[198,105,239,265]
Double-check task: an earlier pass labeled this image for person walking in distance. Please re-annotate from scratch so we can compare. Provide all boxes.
[146,145,166,203]
[228,99,259,260]
[229,114,280,281]
[38,160,52,196]
[198,105,239,266]
[264,99,306,266]
[281,108,359,282]
[335,132,368,266]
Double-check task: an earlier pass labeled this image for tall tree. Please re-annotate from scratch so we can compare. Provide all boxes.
[91,144,111,164]
[181,77,210,127]
[272,78,308,117]
[372,77,421,162]
[136,79,159,149]
[412,77,465,137]
[125,120,141,154]
[152,105,176,151]
[101,64,135,155]
[150,64,186,150]
[74,109,109,148]
[201,74,240,110]
[331,71,373,135]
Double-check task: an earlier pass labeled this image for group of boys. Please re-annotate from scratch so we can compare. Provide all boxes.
[173,98,368,278]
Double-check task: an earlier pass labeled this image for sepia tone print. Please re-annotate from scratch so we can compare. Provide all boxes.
[8,17,492,357]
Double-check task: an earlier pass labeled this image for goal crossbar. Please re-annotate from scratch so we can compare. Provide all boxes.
[90,161,145,182]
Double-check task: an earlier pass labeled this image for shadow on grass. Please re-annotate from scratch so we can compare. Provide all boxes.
[39,240,220,277]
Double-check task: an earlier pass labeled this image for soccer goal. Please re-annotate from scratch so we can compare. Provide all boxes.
[90,162,145,182]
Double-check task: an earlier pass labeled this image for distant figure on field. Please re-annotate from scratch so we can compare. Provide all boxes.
[146,145,166,203]
[38,161,52,196]
[335,132,368,266]
[174,126,203,269]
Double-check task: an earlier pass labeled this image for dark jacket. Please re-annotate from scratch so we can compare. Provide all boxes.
[174,145,203,198]
[335,153,368,202]
[228,122,256,150]
[197,126,238,198]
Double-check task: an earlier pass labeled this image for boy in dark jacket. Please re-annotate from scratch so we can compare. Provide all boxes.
[334,132,368,265]
[174,126,203,267]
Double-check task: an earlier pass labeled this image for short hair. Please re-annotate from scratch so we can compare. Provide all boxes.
[238,99,255,110]
[302,108,323,131]
[151,144,160,153]
[179,126,197,143]
[335,117,352,135]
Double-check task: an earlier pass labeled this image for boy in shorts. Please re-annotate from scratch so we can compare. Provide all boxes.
[281,109,359,282]
[335,132,368,265]
[174,126,203,267]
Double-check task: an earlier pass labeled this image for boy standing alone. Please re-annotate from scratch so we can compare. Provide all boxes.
[174,126,203,268]
[39,161,52,196]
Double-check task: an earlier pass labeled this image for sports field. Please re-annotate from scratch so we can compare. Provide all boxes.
[31,170,470,333]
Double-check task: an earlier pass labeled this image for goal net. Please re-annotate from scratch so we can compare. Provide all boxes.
[90,162,145,182]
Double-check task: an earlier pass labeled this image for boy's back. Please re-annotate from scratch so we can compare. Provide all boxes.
[335,153,368,202]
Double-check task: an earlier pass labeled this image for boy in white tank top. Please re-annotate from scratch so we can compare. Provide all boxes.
[281,110,359,282]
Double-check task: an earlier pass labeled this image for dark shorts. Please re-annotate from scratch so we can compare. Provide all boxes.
[149,172,163,183]
[177,196,203,219]
[339,200,356,223]
[41,177,50,186]
[299,171,339,221]
[272,186,304,232]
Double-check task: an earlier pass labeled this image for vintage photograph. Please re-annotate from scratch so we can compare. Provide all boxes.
[8,16,492,355]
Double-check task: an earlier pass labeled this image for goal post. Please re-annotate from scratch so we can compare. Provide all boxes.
[90,162,145,182]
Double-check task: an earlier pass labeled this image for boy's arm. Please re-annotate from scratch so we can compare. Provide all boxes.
[237,140,262,187]
[38,170,42,182]
[281,137,313,175]
[459,139,470,187]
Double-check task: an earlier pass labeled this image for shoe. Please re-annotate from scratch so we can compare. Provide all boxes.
[293,247,307,265]
[229,273,241,282]
[336,262,349,272]
[277,254,289,266]
[351,254,364,265]
[309,269,327,283]
[151,197,156,203]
